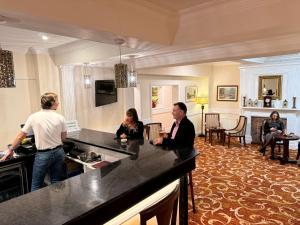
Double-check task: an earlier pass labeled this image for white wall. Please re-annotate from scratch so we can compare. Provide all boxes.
[240,62,300,147]
[240,62,300,108]
[72,66,133,133]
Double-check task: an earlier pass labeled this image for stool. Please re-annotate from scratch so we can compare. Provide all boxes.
[297,142,300,160]
[188,171,196,213]
[140,185,179,225]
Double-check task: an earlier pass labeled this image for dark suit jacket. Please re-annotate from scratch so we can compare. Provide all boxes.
[116,121,144,139]
[162,116,195,148]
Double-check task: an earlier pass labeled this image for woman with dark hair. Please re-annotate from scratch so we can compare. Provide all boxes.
[260,111,285,157]
[116,108,144,139]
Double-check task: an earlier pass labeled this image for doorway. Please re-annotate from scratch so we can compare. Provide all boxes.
[151,85,178,132]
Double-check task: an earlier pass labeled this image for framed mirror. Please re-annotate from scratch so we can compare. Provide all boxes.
[258,75,282,100]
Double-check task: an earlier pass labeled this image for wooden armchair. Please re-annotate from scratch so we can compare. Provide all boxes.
[224,116,247,148]
[204,113,220,142]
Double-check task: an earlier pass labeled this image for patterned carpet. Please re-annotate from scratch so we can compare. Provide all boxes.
[188,137,300,225]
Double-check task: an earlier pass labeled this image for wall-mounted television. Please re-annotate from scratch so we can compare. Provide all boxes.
[95,80,117,107]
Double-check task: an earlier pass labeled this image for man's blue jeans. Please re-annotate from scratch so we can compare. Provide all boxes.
[31,148,65,191]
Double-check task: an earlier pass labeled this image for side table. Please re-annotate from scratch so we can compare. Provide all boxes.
[209,128,225,145]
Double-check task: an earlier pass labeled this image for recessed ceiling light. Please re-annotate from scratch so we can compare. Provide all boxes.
[41,35,49,41]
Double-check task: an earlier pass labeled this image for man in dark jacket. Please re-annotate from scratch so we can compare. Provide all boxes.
[154,102,195,148]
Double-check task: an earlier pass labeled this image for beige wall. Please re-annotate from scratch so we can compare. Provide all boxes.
[36,54,61,101]
[209,64,241,129]
[0,51,61,149]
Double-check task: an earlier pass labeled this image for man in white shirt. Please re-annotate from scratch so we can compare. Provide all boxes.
[1,92,67,191]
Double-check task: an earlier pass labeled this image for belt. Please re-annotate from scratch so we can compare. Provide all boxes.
[38,145,63,152]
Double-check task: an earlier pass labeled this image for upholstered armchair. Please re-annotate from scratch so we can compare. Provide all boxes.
[224,116,247,147]
[204,113,220,142]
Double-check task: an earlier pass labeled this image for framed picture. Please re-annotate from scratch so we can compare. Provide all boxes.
[151,86,162,108]
[217,85,238,101]
[185,86,198,102]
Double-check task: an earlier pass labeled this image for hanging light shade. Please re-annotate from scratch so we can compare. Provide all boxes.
[83,63,92,88]
[128,71,137,87]
[0,48,16,88]
[127,55,137,87]
[115,63,128,88]
[114,38,128,88]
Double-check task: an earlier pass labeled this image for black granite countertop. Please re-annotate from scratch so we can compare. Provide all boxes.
[67,129,141,155]
[0,152,35,167]
[0,129,198,225]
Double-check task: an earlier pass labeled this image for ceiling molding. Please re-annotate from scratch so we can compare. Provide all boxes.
[129,0,178,15]
[0,45,50,54]
[240,59,300,69]
[134,32,300,69]
[179,0,229,14]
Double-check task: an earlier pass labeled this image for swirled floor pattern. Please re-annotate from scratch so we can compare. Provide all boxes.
[189,137,300,225]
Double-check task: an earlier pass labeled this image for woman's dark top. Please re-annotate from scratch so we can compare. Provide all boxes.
[116,121,144,139]
[263,119,285,135]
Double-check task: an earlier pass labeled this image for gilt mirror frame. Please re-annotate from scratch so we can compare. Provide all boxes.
[258,75,282,100]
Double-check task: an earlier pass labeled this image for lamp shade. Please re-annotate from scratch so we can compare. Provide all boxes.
[115,63,128,88]
[82,63,92,88]
[128,71,137,87]
[196,97,208,104]
[0,49,15,88]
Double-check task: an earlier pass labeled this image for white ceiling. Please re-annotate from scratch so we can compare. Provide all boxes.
[0,25,77,52]
[1,0,300,68]
[1,24,300,68]
[242,54,300,64]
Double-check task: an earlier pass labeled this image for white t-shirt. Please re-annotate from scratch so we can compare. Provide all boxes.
[22,110,67,150]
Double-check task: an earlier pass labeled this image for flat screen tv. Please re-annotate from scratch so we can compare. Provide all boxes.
[95,80,117,107]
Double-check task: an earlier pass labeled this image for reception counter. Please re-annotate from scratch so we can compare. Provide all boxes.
[0,129,198,225]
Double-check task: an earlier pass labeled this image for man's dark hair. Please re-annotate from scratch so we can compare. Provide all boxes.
[41,92,57,109]
[174,102,187,114]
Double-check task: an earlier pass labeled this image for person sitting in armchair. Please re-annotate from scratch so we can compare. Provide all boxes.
[260,111,285,159]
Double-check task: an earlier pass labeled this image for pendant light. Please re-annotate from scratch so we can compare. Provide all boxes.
[114,38,128,88]
[128,55,137,87]
[0,45,16,88]
[83,63,92,88]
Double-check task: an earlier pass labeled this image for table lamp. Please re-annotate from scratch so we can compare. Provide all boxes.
[196,96,209,137]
